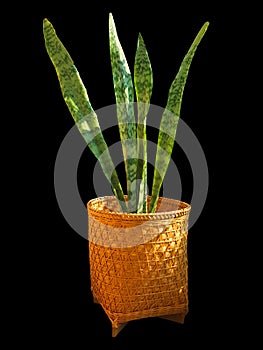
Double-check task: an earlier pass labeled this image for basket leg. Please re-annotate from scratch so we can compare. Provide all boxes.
[93,295,99,304]
[112,322,128,337]
[160,313,187,324]
[91,287,98,304]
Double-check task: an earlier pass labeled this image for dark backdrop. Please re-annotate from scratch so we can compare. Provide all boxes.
[11,1,250,348]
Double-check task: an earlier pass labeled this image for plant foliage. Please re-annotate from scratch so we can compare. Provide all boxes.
[43,14,209,213]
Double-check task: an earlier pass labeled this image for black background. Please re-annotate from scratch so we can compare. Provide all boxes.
[11,1,253,347]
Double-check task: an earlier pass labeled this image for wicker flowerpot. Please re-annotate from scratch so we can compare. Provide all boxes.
[88,196,191,337]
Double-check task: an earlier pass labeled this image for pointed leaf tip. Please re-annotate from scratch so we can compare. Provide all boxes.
[109,12,116,35]
[43,18,48,28]
[138,32,145,46]
[109,12,114,25]
[43,18,54,34]
[43,18,51,26]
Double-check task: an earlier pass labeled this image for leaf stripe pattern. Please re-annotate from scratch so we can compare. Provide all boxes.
[43,18,127,212]
[150,21,209,213]
[134,33,153,213]
[109,13,137,213]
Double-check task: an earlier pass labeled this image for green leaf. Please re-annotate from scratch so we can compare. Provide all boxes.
[109,13,137,212]
[150,21,209,213]
[134,33,153,105]
[43,18,127,212]
[134,33,153,212]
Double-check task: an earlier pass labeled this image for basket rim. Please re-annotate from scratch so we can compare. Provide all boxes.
[87,195,191,219]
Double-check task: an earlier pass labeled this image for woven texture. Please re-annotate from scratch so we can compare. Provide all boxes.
[88,196,191,331]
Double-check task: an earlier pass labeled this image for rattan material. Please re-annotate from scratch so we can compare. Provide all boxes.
[88,196,191,336]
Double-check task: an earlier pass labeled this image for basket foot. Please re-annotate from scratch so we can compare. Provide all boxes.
[93,295,99,304]
[112,322,128,337]
[160,313,187,324]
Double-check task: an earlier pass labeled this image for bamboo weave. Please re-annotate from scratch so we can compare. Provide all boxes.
[88,196,191,336]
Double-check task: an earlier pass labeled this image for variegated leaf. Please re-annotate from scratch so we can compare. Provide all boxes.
[134,33,153,105]
[43,18,127,212]
[134,33,153,212]
[109,13,137,212]
[150,22,209,213]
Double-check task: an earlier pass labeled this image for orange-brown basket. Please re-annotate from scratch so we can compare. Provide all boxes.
[88,196,191,337]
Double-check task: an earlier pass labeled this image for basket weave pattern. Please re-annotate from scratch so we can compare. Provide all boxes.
[88,196,191,334]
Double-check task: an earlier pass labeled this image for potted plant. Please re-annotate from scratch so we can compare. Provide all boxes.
[43,13,209,336]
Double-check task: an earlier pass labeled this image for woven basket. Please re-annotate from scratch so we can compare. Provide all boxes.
[88,196,191,336]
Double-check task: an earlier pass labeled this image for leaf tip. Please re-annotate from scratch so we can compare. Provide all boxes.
[43,18,54,34]
[203,21,210,32]
[137,32,146,49]
[205,21,210,27]
[43,18,48,28]
[138,32,143,42]
[195,21,210,41]
[109,12,114,26]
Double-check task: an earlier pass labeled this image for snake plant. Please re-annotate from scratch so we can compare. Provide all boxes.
[43,14,209,214]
